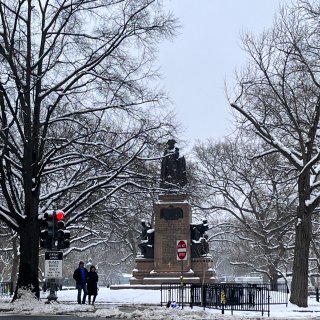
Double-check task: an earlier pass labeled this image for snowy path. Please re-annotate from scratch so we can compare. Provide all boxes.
[1,287,320,319]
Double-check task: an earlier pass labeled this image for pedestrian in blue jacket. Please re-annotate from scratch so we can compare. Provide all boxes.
[73,261,88,304]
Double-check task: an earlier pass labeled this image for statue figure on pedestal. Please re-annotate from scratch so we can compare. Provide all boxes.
[190,219,210,257]
[137,220,154,258]
[160,139,187,189]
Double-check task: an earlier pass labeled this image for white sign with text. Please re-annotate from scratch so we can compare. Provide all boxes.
[45,251,63,279]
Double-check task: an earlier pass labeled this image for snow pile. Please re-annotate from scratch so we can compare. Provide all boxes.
[1,287,320,319]
[93,307,241,319]
[0,289,92,315]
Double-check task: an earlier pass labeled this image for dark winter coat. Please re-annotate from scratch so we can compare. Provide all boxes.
[73,267,88,285]
[87,271,99,296]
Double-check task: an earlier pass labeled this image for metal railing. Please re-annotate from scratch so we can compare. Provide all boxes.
[161,282,289,316]
[262,283,289,306]
[201,283,270,316]
[206,283,289,306]
[0,282,14,297]
[160,283,193,309]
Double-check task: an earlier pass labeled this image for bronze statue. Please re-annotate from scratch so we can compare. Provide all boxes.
[137,220,154,258]
[160,139,187,189]
[190,220,210,257]
[190,219,209,241]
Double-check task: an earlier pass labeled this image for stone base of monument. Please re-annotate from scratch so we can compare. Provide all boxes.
[191,256,216,283]
[129,255,216,285]
[128,192,216,288]
[131,257,154,283]
[130,269,201,285]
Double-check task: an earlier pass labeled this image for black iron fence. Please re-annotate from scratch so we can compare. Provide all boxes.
[203,283,289,306]
[261,283,289,305]
[0,282,13,297]
[160,283,193,309]
[201,283,270,316]
[161,282,289,317]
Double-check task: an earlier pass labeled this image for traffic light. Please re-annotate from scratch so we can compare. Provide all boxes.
[60,229,70,249]
[54,210,70,249]
[39,211,54,249]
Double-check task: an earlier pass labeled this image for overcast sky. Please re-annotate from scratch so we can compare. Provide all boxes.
[157,0,290,146]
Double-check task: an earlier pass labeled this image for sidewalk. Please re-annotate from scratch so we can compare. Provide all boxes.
[1,287,320,319]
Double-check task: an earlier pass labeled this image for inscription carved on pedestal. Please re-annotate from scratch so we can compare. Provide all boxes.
[160,207,183,220]
[160,225,178,265]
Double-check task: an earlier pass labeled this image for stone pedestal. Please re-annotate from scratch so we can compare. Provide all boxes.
[131,257,154,284]
[130,194,216,286]
[191,257,216,283]
[154,194,191,272]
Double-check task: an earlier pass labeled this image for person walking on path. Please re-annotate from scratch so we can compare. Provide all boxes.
[87,265,99,305]
[73,261,88,304]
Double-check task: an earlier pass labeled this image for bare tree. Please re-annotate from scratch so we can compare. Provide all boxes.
[193,137,296,290]
[0,0,178,298]
[230,0,320,306]
[0,223,19,285]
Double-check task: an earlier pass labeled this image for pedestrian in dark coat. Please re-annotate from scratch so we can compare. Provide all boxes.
[73,261,88,304]
[87,265,99,305]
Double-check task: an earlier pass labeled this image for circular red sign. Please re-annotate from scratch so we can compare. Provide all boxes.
[177,240,187,260]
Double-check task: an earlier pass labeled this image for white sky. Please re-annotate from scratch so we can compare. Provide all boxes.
[158,0,290,145]
[1,287,320,319]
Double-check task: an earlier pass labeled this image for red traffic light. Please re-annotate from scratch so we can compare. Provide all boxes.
[55,210,65,220]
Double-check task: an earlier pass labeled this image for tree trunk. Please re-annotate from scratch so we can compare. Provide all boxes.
[14,218,40,299]
[10,237,19,287]
[269,266,279,291]
[289,204,312,307]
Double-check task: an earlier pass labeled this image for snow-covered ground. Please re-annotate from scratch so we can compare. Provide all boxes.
[0,287,320,319]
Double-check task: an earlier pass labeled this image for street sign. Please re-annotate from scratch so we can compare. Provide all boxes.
[176,239,187,261]
[45,251,63,279]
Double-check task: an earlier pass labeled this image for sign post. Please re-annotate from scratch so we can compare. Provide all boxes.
[176,240,187,310]
[45,251,63,301]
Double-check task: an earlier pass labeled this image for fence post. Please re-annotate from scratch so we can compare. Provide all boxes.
[180,276,184,310]
[268,289,270,317]
[202,285,206,310]
[316,287,319,302]
[221,288,225,315]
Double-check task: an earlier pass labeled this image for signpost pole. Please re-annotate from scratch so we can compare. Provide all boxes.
[177,239,187,310]
[180,260,184,309]
[181,260,183,280]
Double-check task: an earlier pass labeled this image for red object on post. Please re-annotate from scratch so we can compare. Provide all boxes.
[177,240,187,261]
[55,210,64,220]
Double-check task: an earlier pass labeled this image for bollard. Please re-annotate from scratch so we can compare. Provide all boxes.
[46,279,58,301]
